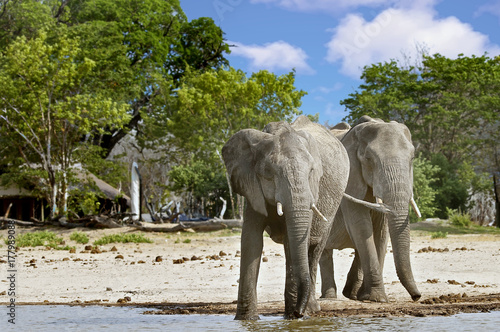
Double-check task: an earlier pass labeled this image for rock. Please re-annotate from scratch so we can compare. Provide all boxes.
[115,255,124,259]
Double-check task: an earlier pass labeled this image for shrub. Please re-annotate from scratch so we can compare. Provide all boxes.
[93,233,153,245]
[70,231,89,244]
[431,231,448,239]
[447,208,472,227]
[9,231,64,248]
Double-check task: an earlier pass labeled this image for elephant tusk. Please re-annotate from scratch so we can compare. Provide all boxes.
[375,197,383,205]
[410,196,422,218]
[343,193,394,215]
[277,202,284,216]
[311,203,329,222]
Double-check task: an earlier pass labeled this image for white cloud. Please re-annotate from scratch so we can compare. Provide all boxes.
[325,4,500,78]
[250,0,392,13]
[475,1,500,21]
[315,82,344,94]
[229,41,314,74]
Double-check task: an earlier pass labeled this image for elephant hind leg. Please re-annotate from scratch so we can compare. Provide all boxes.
[343,252,363,300]
[319,249,337,298]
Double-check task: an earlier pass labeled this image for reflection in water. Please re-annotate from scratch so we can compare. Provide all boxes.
[3,306,499,332]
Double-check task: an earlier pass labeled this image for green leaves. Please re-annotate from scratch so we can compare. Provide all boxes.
[343,53,500,221]
[0,30,130,217]
[162,67,305,161]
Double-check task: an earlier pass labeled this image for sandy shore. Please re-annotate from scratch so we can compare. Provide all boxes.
[1,223,499,317]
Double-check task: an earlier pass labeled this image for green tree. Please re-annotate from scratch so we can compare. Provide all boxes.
[168,160,228,218]
[161,67,305,161]
[341,53,500,219]
[0,31,129,218]
[0,0,231,156]
[150,67,305,218]
[411,155,440,222]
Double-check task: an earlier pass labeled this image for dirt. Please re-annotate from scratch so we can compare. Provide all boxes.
[1,223,499,318]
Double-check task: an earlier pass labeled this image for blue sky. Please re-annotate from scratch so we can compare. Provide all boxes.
[180,0,500,125]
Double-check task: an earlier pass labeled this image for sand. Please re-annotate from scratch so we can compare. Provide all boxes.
[1,223,499,317]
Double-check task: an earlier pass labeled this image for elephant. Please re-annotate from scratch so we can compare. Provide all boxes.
[222,116,364,320]
[320,115,421,303]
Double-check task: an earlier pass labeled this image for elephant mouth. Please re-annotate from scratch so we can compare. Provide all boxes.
[276,201,329,222]
[375,196,421,218]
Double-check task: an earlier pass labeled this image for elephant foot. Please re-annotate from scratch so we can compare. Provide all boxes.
[343,281,362,300]
[306,297,321,313]
[235,304,260,320]
[234,312,260,320]
[357,287,388,302]
[320,288,337,299]
[342,287,358,300]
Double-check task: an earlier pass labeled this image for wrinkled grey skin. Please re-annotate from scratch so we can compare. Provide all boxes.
[222,116,349,320]
[320,116,421,303]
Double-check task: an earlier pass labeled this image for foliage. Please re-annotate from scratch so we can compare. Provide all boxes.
[411,155,440,222]
[93,233,153,245]
[341,54,500,163]
[69,231,90,245]
[9,231,64,248]
[429,154,470,218]
[68,191,101,216]
[0,0,231,155]
[151,67,305,161]
[447,208,473,228]
[430,231,448,239]
[410,220,500,236]
[168,159,228,217]
[0,31,129,218]
[341,53,500,220]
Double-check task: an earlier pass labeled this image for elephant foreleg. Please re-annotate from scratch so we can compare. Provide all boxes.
[235,209,266,320]
[283,238,298,319]
[342,201,387,302]
[319,249,337,298]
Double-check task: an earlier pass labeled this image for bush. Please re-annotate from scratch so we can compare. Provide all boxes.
[70,231,89,244]
[431,231,448,239]
[9,231,65,249]
[93,233,153,245]
[447,208,472,227]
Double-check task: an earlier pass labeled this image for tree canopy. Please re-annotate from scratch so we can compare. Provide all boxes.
[0,31,129,217]
[341,53,500,219]
[0,0,231,156]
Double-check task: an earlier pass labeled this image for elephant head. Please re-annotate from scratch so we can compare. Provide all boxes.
[222,121,325,318]
[343,115,421,301]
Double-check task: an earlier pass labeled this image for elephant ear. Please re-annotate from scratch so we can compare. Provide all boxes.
[222,129,274,216]
[342,123,369,199]
[295,129,324,199]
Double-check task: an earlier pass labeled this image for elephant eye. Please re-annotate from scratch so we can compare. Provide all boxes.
[258,163,274,181]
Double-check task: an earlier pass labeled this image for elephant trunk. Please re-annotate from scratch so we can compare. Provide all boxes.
[380,170,421,301]
[387,213,421,301]
[285,208,312,318]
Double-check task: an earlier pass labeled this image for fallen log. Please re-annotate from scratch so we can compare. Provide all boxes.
[134,220,231,233]
[0,217,37,229]
[56,215,123,229]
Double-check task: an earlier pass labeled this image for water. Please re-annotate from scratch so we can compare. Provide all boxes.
[2,305,499,331]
